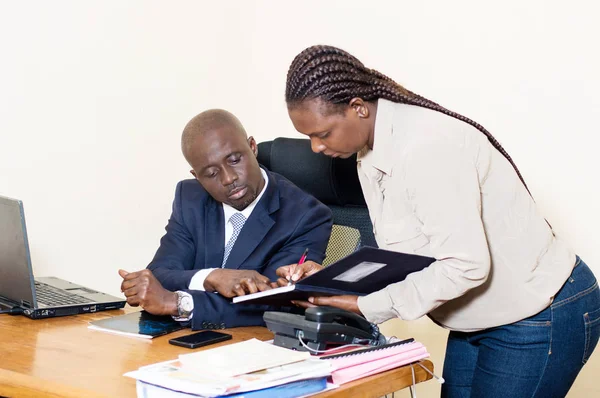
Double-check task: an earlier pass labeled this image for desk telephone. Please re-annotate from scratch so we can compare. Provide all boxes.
[263,306,386,352]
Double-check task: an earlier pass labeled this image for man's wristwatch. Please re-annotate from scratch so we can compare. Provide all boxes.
[175,291,194,319]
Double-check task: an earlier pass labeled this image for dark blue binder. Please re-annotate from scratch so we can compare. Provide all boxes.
[137,377,328,397]
[223,377,327,397]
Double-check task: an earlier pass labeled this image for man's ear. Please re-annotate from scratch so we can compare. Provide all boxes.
[248,136,258,157]
[190,169,197,178]
[349,97,369,118]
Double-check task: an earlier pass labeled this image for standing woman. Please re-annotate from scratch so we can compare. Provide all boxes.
[282,45,600,397]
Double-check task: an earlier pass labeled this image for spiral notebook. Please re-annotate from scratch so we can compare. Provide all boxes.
[320,338,430,385]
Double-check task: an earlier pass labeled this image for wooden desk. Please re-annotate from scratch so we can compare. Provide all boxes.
[0,308,433,397]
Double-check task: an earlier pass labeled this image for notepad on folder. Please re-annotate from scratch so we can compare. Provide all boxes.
[233,247,435,305]
[321,339,430,385]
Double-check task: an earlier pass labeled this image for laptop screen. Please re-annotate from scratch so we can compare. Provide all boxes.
[0,196,37,308]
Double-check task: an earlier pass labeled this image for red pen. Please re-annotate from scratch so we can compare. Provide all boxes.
[288,248,309,286]
[298,248,309,265]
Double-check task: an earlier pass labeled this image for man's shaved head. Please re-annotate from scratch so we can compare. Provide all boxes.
[181,109,247,163]
[181,109,264,211]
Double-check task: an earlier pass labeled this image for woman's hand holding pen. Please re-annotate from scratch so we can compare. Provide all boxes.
[275,261,324,287]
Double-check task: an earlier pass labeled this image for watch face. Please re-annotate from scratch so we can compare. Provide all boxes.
[181,296,193,312]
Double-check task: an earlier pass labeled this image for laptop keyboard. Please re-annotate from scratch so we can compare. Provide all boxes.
[35,283,91,306]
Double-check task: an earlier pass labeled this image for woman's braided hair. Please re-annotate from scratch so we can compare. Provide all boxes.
[285,45,530,193]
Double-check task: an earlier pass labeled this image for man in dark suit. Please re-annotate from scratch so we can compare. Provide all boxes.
[118,109,332,329]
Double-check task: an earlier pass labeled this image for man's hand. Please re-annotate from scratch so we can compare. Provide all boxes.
[291,295,362,315]
[204,269,273,298]
[275,261,324,286]
[118,269,178,316]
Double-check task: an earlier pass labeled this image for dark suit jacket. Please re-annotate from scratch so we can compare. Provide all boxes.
[148,169,332,329]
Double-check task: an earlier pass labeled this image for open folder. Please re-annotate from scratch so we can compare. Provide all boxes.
[233,246,435,305]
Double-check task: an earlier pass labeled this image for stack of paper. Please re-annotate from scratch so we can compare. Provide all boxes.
[124,339,333,397]
[178,338,311,377]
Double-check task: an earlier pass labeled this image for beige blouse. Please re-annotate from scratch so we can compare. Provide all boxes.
[356,99,575,332]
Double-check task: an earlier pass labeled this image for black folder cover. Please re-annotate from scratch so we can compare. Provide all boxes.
[233,246,435,306]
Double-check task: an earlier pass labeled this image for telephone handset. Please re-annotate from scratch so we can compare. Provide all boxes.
[304,306,375,334]
[263,306,386,353]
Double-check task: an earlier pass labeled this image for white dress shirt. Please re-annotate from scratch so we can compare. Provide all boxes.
[356,99,575,332]
[188,168,269,290]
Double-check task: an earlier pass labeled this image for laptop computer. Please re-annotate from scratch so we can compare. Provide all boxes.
[0,195,126,319]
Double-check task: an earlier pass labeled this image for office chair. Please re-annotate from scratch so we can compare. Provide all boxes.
[257,138,377,266]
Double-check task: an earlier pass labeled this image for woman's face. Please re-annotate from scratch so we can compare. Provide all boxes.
[287,98,375,158]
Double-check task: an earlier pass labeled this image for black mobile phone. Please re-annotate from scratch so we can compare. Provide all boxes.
[168,331,232,349]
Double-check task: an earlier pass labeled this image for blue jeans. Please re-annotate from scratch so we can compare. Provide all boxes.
[441,257,600,398]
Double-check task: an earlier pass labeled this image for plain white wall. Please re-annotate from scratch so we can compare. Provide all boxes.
[1,1,598,298]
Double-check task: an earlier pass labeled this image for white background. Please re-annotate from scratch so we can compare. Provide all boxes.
[1,1,598,297]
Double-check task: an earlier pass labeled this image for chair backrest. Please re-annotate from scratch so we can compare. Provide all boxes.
[322,225,361,267]
[257,138,377,265]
